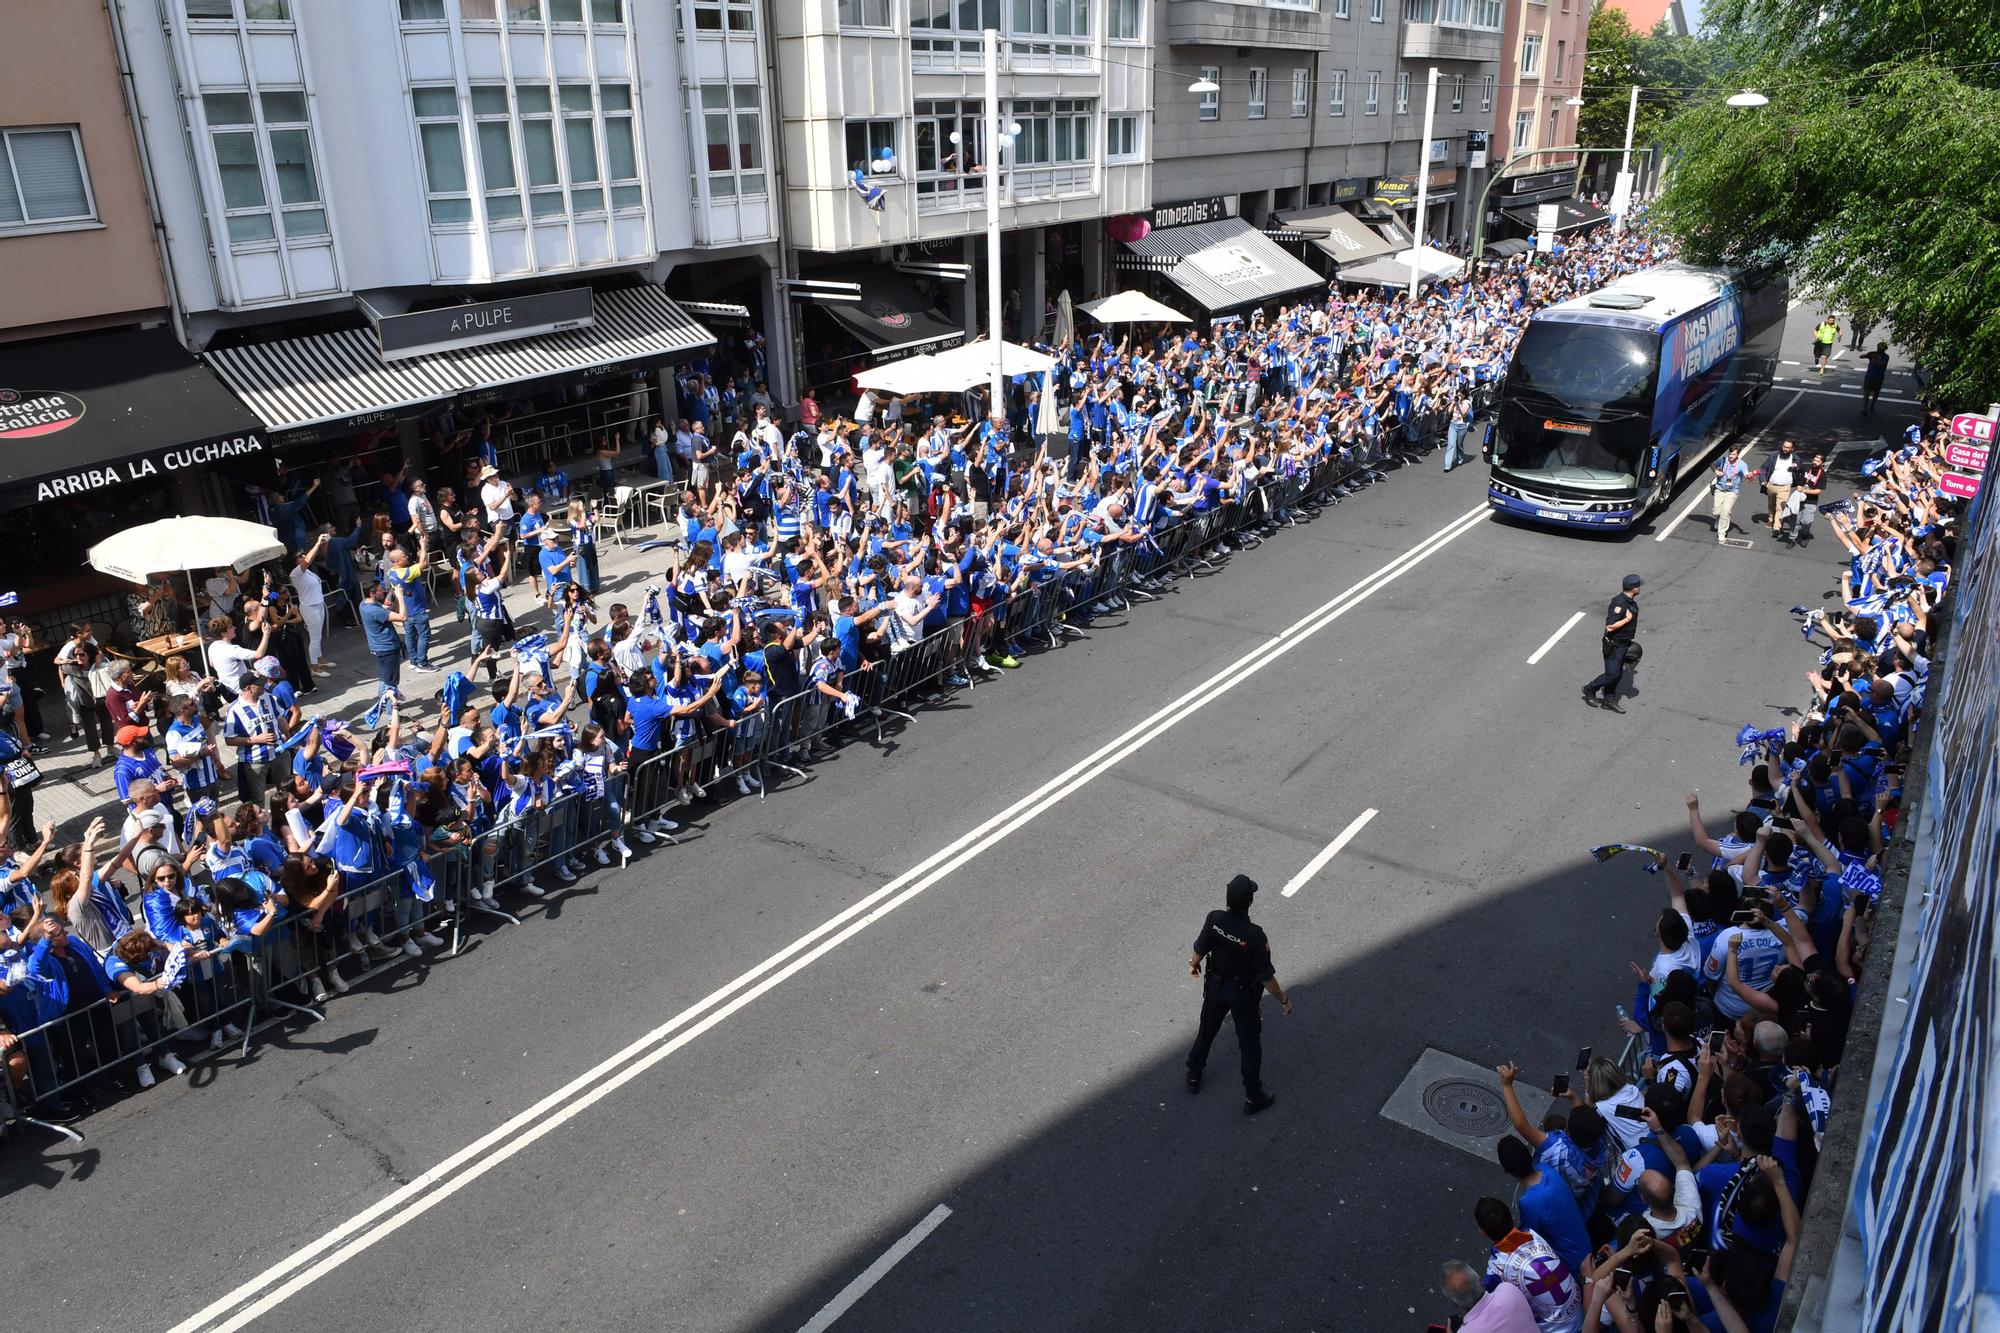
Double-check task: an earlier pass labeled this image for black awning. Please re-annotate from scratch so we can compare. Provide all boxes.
[1484,238,1532,260]
[817,268,967,360]
[1501,198,1613,234]
[0,325,268,510]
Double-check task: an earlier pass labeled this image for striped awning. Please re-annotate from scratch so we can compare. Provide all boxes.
[204,286,713,434]
[1119,215,1324,314]
[678,299,752,324]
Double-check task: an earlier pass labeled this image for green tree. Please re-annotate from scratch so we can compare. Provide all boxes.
[1578,6,1729,156]
[1653,1,2000,405]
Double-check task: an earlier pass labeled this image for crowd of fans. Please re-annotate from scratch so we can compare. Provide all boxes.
[1436,419,1958,1332]
[0,222,1673,1134]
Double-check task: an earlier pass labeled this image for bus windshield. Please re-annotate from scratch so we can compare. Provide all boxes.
[1493,321,1661,480]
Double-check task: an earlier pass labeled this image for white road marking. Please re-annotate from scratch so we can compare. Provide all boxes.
[1526,611,1588,666]
[163,503,1495,1333]
[1280,809,1379,898]
[797,1205,953,1333]
[1776,386,1919,406]
[1655,390,1804,543]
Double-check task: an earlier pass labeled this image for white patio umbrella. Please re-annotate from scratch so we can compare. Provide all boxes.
[88,515,288,651]
[1077,290,1194,324]
[853,354,951,397]
[925,338,1056,391]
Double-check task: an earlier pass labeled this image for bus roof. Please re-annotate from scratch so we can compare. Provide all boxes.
[1535,263,1737,332]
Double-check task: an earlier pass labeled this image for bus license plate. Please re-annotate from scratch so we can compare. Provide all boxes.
[1536,509,1571,521]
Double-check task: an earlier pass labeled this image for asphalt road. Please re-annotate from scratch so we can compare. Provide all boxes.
[2,316,1910,1333]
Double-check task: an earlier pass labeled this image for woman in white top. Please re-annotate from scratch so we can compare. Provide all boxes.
[290,530,335,672]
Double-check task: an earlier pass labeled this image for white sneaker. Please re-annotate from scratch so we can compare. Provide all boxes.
[158,1051,188,1076]
[565,858,585,875]
[415,930,445,948]
[554,862,576,883]
[480,880,497,904]
[745,770,763,790]
[595,845,612,866]
[610,838,631,858]
[690,779,707,798]
[324,967,350,995]
[400,938,423,958]
[634,825,657,845]
[736,774,752,796]
[357,925,383,948]
[222,1023,244,1040]
[656,817,681,833]
[136,1062,157,1089]
[518,882,546,899]
[312,982,332,1004]
[209,1030,228,1051]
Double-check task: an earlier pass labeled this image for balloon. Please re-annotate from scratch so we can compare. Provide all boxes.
[878,147,895,160]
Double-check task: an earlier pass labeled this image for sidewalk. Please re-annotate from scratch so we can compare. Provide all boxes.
[32,490,686,839]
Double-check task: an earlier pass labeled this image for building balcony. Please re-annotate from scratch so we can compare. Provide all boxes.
[1400,21,1502,63]
[1165,0,1328,49]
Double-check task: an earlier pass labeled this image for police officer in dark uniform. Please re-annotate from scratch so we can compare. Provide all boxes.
[1185,874,1292,1114]
[1581,573,1642,714]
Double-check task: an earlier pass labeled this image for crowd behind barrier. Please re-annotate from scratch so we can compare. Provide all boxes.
[0,222,1671,1143]
[1431,416,1961,1333]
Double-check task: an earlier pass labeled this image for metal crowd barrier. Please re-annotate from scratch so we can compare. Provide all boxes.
[3,437,1392,1143]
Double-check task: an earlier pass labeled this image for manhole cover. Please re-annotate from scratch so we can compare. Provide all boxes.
[1423,1078,1508,1137]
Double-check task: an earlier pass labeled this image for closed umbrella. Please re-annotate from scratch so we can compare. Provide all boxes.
[88,515,287,652]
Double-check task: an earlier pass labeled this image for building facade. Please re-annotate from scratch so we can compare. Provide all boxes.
[1492,0,1589,169]
[769,0,1152,387]
[34,0,792,534]
[1152,0,1503,251]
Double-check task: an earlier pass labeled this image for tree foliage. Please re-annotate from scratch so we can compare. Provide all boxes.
[1651,1,2000,406]
[1577,6,1729,154]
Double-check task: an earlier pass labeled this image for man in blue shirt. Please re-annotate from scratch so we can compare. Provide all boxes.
[1712,444,1750,544]
[359,582,407,694]
[1497,1134,1592,1280]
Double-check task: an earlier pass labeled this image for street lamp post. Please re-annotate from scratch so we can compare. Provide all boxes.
[1408,65,1440,302]
[982,28,1005,416]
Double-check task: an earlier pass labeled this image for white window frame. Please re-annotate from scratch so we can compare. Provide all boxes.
[1480,73,1495,110]
[1105,114,1141,161]
[600,82,643,214]
[0,126,99,235]
[1198,66,1219,121]
[1395,70,1410,114]
[469,84,523,224]
[1327,69,1346,116]
[1512,109,1534,152]
[836,0,892,29]
[410,85,472,227]
[1521,34,1542,77]
[1369,0,1384,20]
[912,98,984,210]
[1247,68,1268,120]
[689,0,755,31]
[1364,70,1380,114]
[1554,39,1565,82]
[1451,74,1464,112]
[190,0,291,19]
[1333,0,1349,15]
[844,118,900,177]
[1290,68,1310,117]
[512,83,566,219]
[1107,0,1144,40]
[699,82,766,200]
[1471,0,1502,25]
[258,91,326,240]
